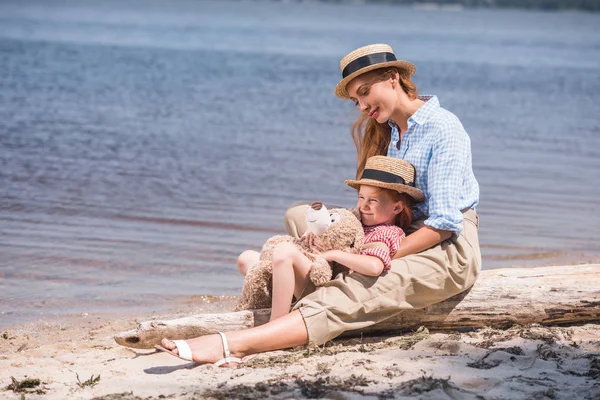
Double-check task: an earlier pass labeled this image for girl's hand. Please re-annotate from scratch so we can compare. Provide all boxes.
[320,250,340,262]
[301,231,316,248]
[322,251,354,274]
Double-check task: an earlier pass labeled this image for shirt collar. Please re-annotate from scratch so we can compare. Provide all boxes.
[363,222,395,230]
[388,95,439,128]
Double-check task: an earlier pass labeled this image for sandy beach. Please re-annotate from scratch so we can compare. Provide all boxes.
[1,1,599,398]
[1,292,599,400]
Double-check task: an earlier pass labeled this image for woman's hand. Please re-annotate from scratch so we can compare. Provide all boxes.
[393,226,453,259]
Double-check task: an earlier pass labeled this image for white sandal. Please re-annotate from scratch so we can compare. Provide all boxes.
[155,332,243,367]
[213,332,243,367]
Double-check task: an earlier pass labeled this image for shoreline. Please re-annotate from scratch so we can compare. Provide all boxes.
[0,295,240,331]
[2,268,599,399]
[4,256,600,330]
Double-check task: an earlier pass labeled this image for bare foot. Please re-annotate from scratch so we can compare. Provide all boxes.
[160,334,243,367]
[237,250,260,276]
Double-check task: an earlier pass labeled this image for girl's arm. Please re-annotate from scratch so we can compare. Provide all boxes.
[321,250,384,277]
[393,225,452,259]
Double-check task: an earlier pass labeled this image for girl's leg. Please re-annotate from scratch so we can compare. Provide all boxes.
[160,309,308,364]
[237,250,260,276]
[270,243,313,321]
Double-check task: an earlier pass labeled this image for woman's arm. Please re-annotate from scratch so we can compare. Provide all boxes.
[393,120,471,259]
[321,250,384,276]
[422,121,471,233]
[393,225,452,259]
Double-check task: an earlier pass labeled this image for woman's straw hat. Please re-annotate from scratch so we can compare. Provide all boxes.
[345,156,424,202]
[335,44,416,99]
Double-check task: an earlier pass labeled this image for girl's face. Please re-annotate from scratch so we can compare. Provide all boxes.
[357,185,403,226]
[346,73,397,124]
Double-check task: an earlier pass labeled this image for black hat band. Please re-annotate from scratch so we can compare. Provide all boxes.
[342,52,397,78]
[361,169,414,187]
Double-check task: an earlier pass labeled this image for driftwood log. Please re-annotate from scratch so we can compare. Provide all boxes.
[115,264,600,349]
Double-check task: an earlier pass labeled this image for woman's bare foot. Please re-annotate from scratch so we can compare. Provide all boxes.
[160,334,244,367]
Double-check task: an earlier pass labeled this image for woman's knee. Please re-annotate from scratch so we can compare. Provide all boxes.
[237,250,259,276]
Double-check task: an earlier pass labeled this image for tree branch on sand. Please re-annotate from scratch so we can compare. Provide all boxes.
[114,264,600,349]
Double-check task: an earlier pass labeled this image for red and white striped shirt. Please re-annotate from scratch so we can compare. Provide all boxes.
[361,224,406,272]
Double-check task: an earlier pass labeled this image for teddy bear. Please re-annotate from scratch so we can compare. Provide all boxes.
[234,203,365,311]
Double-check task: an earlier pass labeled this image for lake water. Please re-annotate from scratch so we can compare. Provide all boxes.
[1,0,599,327]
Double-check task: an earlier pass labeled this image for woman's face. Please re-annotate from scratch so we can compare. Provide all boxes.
[356,185,402,226]
[346,73,397,124]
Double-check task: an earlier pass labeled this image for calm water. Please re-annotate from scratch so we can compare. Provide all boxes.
[1,0,599,327]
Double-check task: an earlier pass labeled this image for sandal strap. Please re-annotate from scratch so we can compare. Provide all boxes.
[218,332,231,358]
[172,340,193,361]
[214,332,242,366]
[214,356,242,367]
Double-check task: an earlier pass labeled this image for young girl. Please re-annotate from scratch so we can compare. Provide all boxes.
[237,156,423,321]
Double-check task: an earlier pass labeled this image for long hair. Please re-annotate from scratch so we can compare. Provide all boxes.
[351,68,419,178]
[387,190,414,231]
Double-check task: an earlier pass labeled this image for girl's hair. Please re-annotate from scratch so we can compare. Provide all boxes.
[384,189,414,231]
[351,68,418,179]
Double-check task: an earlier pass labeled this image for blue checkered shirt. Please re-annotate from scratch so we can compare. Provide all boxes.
[387,95,479,233]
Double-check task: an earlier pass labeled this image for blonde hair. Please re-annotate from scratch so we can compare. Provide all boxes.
[351,68,418,178]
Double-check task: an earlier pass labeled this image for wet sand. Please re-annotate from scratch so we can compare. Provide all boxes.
[2,292,599,399]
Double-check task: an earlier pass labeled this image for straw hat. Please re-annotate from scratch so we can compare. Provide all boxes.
[345,156,424,202]
[335,44,416,99]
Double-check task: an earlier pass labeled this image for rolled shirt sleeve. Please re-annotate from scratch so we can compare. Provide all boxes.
[361,226,405,272]
[424,119,470,233]
[362,246,393,271]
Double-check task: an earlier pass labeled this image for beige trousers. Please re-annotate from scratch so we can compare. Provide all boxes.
[285,204,481,346]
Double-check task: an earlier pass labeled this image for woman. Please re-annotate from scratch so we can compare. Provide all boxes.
[156,44,481,366]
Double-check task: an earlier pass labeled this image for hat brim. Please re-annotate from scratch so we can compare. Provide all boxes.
[334,61,416,99]
[345,178,425,202]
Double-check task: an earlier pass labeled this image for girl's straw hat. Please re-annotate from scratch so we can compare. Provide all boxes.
[335,44,416,99]
[345,156,424,202]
